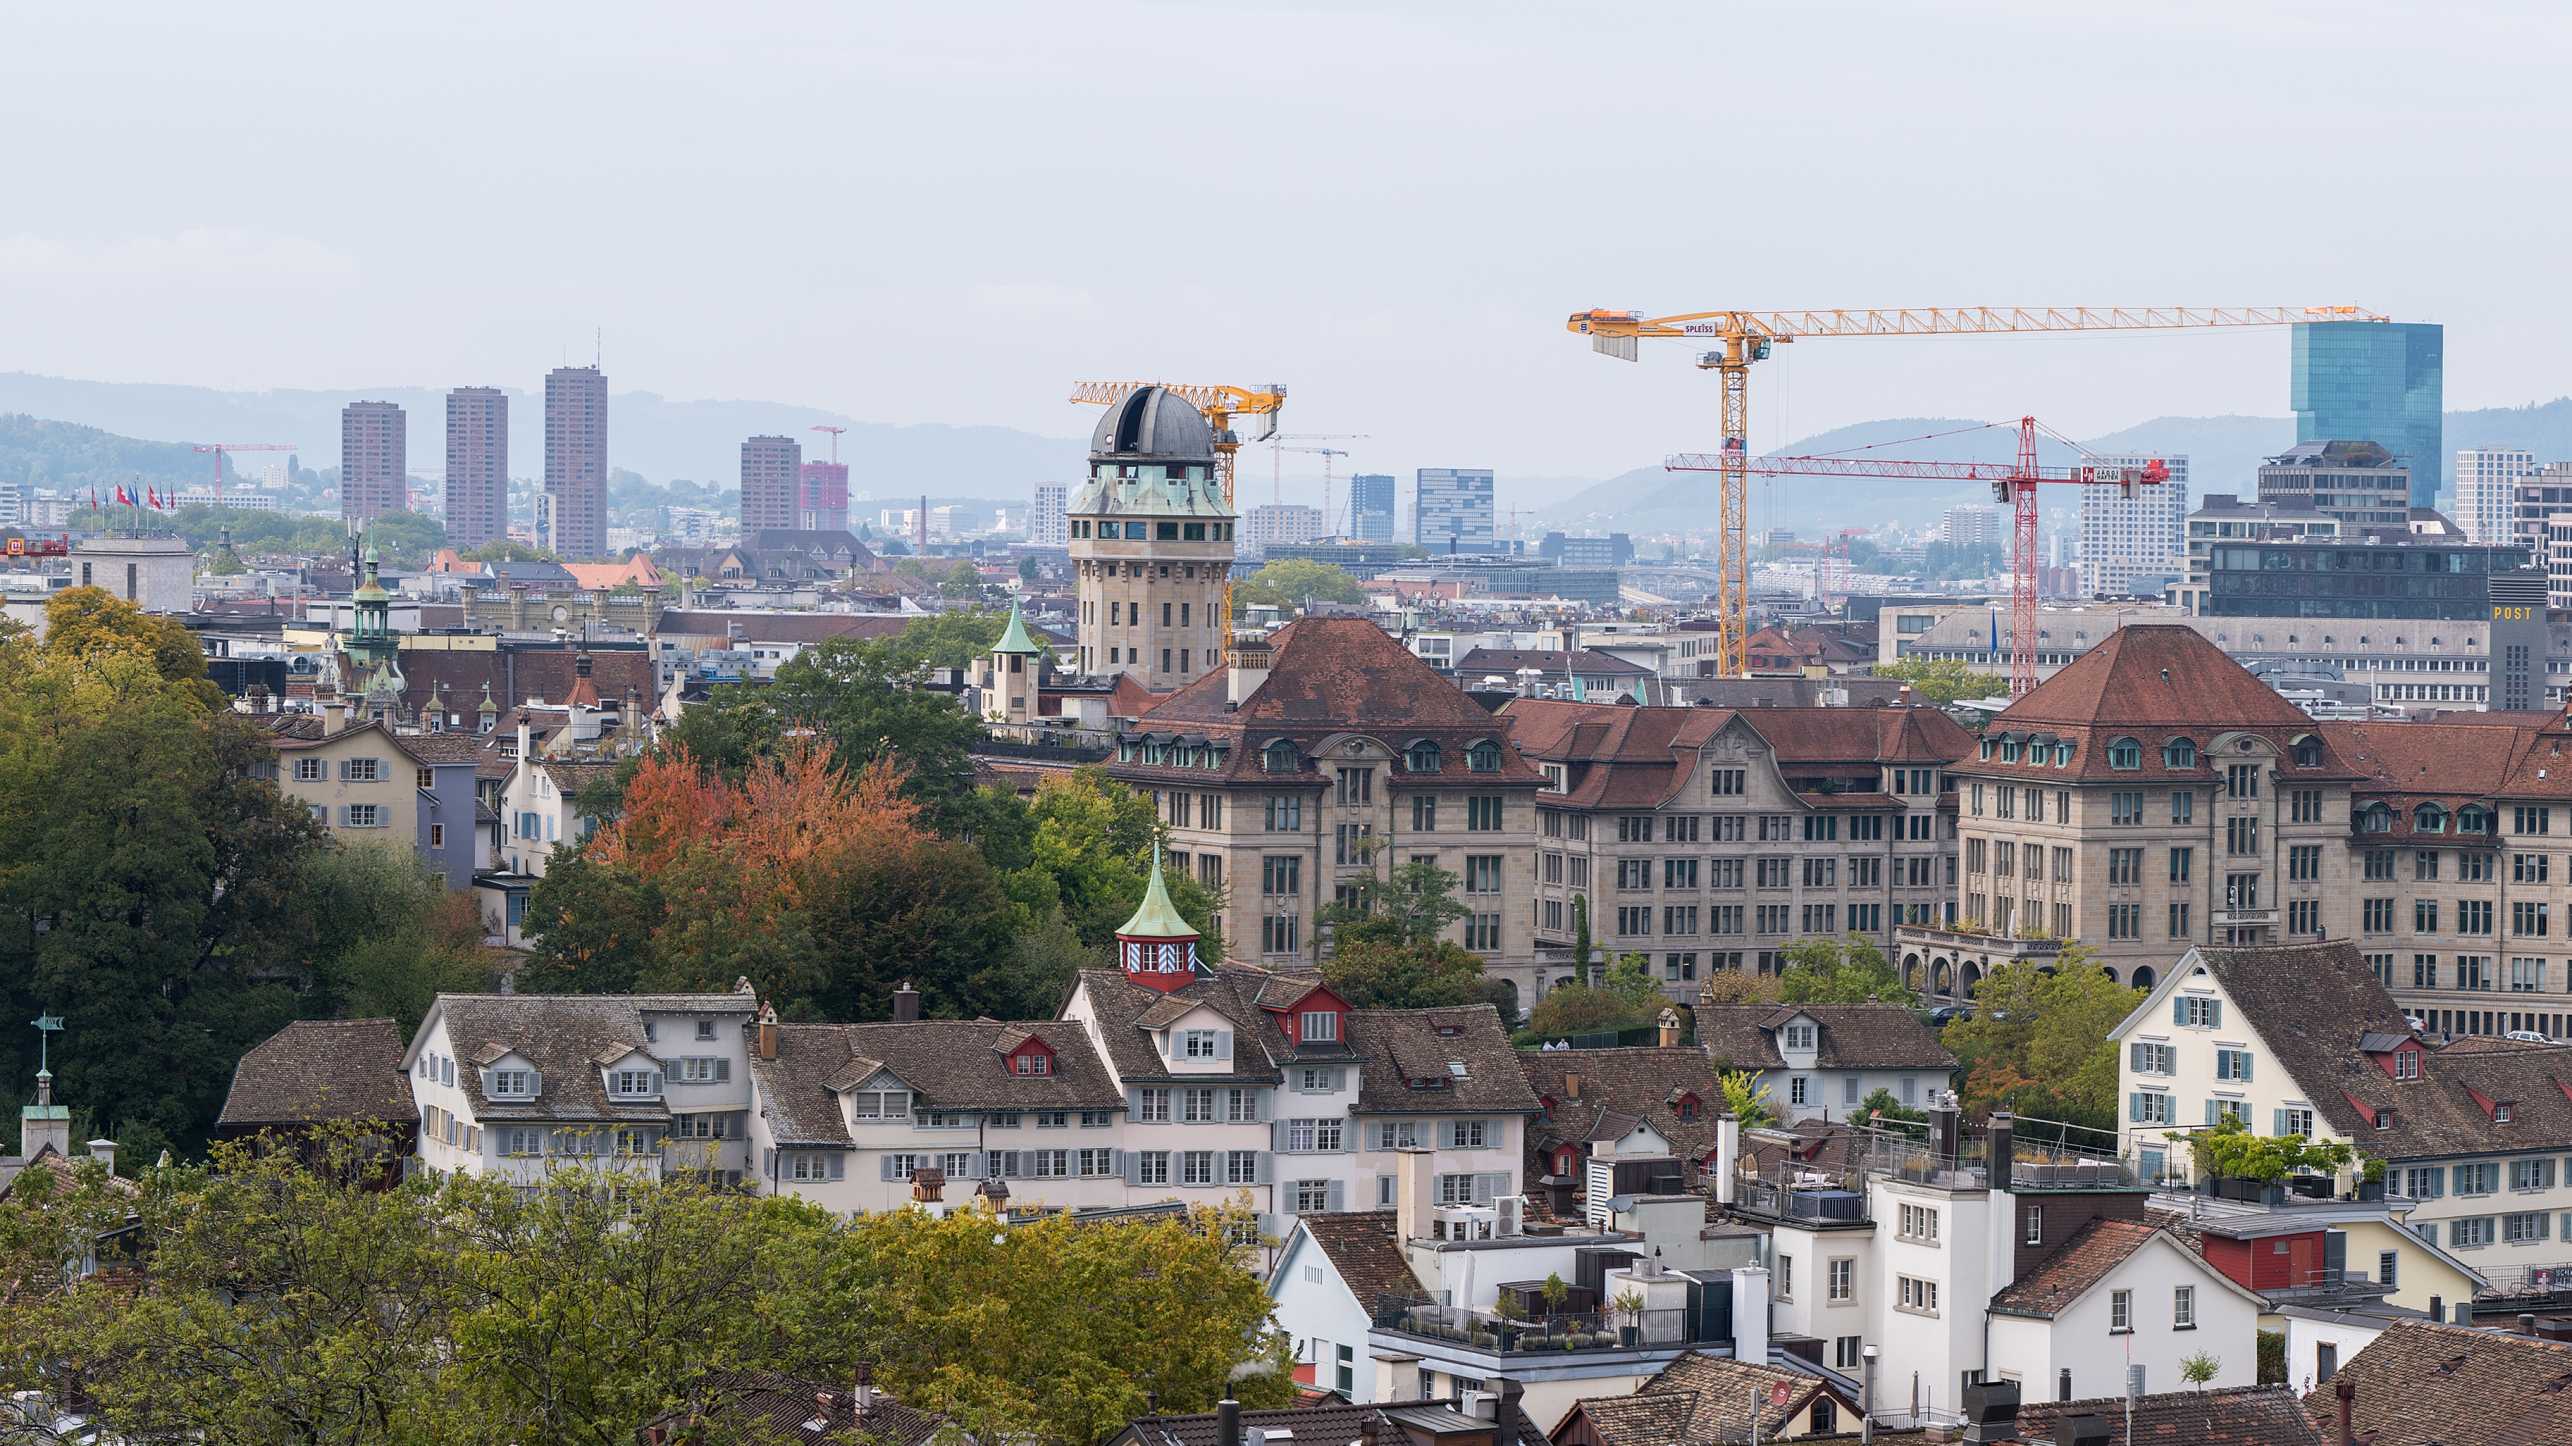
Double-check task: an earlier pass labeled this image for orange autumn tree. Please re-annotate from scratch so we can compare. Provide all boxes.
[530,742,933,1001]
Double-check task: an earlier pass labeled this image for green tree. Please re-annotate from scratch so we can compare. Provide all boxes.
[1874,655,2008,708]
[0,589,323,1161]
[1324,856,1470,950]
[464,538,555,563]
[1323,937,1494,1011]
[1777,934,1916,1006]
[1234,558,1366,614]
[300,843,492,1030]
[1720,1068,1778,1128]
[1942,946,2141,1128]
[1569,892,1595,985]
[1527,956,1663,1040]
[1859,1086,1927,1127]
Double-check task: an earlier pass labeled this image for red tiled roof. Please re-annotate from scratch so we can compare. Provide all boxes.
[1999,625,2314,730]
[2311,1318,2572,1445]
[1501,699,1971,809]
[1988,1218,2162,1317]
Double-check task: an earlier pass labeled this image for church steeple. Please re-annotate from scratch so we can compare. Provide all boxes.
[1114,847,1207,992]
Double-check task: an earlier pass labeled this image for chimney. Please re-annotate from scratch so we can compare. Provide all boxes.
[515,712,532,765]
[2526,1312,2542,1336]
[2429,1294,2444,1324]
[1228,635,1274,706]
[2335,1374,2356,1446]
[1394,1145,1436,1242]
[1656,1009,1682,1049]
[1959,1379,2021,1443]
[1930,1097,1961,1168]
[1728,1263,1770,1365]
[1987,1111,2016,1186]
[323,698,346,733]
[2058,1416,2109,1446]
[87,1138,117,1176]
[853,1362,876,1415]
[1496,1378,1523,1434]
[1564,1073,1582,1101]
[1715,1112,1741,1206]
[1216,1398,1242,1446]
[892,982,921,1024]
[756,1003,778,1061]
[1373,1353,1424,1403]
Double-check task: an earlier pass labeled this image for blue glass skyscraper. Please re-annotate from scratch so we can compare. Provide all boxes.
[2290,321,2443,508]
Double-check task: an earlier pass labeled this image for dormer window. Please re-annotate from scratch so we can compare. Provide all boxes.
[2497,1101,2516,1123]
[1013,1053,1051,1076]
[850,1087,911,1120]
[2293,736,2325,768]
[609,1068,661,1099]
[1180,1029,1227,1060]
[2414,803,2447,835]
[1783,1023,1817,1051]
[1406,740,1443,774]
[1467,740,1503,773]
[1300,1009,1341,1043]
[2163,738,2197,769]
[2394,1050,2421,1082]
[2107,737,2142,771]
[489,1068,537,1099]
[1263,739,1298,774]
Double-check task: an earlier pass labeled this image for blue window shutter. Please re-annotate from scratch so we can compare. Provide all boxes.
[2240,1054,2251,1082]
[1474,1173,1501,1205]
[2204,1099,2218,1126]
[1271,1120,1289,1152]
[1254,1153,1273,1185]
[2128,1093,2143,1123]
[1326,1180,1346,1212]
[715,1058,730,1083]
[879,1155,898,1181]
[2208,1000,2223,1028]
[2273,1109,2287,1136]
[1439,1120,1459,1148]
[2172,998,2186,1025]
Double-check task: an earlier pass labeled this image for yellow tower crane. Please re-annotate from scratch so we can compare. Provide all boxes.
[1566,305,2389,679]
[1070,380,1288,663]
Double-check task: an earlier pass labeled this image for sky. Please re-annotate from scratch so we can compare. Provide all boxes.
[6,1,2571,492]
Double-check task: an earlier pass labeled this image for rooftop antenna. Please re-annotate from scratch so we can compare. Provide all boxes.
[594,327,602,370]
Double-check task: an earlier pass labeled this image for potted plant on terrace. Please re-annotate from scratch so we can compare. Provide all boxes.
[1613,1288,1647,1349]
[2168,1118,2355,1204]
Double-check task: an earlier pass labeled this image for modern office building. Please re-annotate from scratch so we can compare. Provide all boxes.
[2455,447,2536,547]
[1242,503,1324,555]
[544,366,609,559]
[2291,320,2443,508]
[339,401,407,525]
[1537,532,1635,567]
[2077,454,2188,598]
[1938,504,2005,550]
[1028,482,1069,547]
[1346,472,1395,542]
[2512,462,2572,561]
[443,387,508,550]
[738,434,802,533]
[1414,467,1495,550]
[2255,440,2411,530]
[2197,533,2527,620]
[797,460,849,535]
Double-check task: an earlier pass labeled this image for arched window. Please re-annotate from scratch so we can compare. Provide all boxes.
[2055,741,2075,767]
[2107,737,2142,771]
[1262,738,1299,774]
[1979,738,1996,761]
[2163,738,2197,770]
[1405,739,1443,774]
[2360,803,2393,834]
[2292,735,2325,768]
[2459,805,2491,835]
[1467,740,1504,773]
[2414,803,2447,834]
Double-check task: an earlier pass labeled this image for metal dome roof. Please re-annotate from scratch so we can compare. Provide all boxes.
[1088,386,1215,462]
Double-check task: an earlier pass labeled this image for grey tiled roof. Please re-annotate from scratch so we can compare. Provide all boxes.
[748,1020,1125,1148]
[1073,969,1290,1086]
[1346,1006,1540,1116]
[1697,1003,1958,1072]
[430,990,751,1122]
[1520,1046,1723,1174]
[219,1018,418,1128]
[2312,1318,2572,1445]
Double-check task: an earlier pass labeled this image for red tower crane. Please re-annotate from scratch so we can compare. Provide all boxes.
[808,424,847,463]
[191,442,296,508]
[1669,418,2166,696]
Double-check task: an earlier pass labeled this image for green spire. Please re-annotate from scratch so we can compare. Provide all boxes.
[992,596,1043,657]
[1116,845,1198,940]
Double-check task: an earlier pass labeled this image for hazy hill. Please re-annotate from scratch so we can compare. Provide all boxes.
[0,373,1087,496]
[0,413,219,495]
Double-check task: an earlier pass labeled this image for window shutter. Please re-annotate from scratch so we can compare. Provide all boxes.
[2207,1000,2223,1027]
[1216,1032,1232,1061]
[2128,1094,2142,1124]
[2203,1099,2218,1127]
[1122,1151,1143,1187]
[1254,1153,1273,1185]
[479,1069,496,1096]
[1250,1091,1266,1122]
[1474,1172,1503,1205]
[880,1154,900,1182]
[1326,1180,1346,1212]
[827,1153,846,1181]
[2239,1054,2251,1081]
[715,1058,731,1083]
[1439,1120,1460,1149]
[1272,1120,1290,1152]
[527,1071,542,1096]
[2273,1109,2287,1136]
[2171,998,2187,1025]
[652,1071,665,1095]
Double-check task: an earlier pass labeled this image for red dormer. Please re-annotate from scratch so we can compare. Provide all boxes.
[1264,983,1351,1047]
[1670,1089,1704,1123]
[2365,1035,2427,1083]
[2464,1084,2515,1123]
[998,1028,1056,1078]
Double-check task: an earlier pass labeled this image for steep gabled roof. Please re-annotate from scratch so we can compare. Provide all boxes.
[218,1019,419,1128]
[1988,1218,2164,1318]
[1291,1210,1424,1311]
[1345,1006,1539,1115]
[1561,1352,1845,1446]
[1520,1047,1724,1172]
[2312,1318,2572,1446]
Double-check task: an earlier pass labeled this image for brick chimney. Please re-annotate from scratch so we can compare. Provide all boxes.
[2335,1374,2356,1446]
[892,982,921,1024]
[756,1002,778,1061]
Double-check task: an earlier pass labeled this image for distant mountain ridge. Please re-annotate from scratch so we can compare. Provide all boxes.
[0,372,1088,497]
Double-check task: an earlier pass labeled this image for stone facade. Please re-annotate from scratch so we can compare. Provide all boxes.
[1068,386,1235,692]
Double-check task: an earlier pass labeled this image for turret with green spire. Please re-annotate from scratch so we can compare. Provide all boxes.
[992,595,1043,657]
[1115,845,1206,991]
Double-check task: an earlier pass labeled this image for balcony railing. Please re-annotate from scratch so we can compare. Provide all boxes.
[1371,1300,1714,1356]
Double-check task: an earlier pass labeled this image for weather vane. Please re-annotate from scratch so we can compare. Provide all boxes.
[30,1012,61,1075]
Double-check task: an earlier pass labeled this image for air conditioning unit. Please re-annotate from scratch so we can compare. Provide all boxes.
[1494,1196,1523,1236]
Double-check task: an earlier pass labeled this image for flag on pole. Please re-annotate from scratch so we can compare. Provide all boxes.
[113,486,131,506]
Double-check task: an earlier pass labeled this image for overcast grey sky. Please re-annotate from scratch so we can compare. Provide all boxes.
[7,1,2569,483]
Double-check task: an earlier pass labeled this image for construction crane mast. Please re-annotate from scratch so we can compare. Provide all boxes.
[808,424,846,463]
[1669,417,2167,696]
[191,442,296,508]
[1070,381,1289,664]
[1568,304,2388,679]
